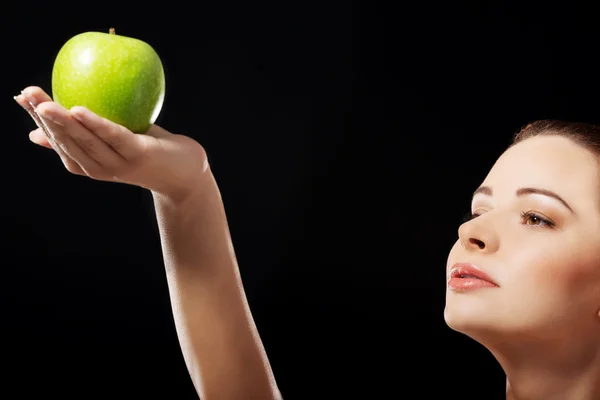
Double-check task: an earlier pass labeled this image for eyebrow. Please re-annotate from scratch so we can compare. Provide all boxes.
[472,186,575,214]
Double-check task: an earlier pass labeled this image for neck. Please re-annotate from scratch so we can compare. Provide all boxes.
[483,335,600,400]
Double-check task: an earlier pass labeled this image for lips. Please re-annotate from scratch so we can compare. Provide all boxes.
[448,263,499,289]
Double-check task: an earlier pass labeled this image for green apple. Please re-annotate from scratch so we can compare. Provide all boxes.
[51,28,165,134]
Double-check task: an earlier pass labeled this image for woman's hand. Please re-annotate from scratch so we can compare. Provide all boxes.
[15,86,283,399]
[15,86,209,202]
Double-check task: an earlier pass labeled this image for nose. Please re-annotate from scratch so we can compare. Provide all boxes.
[458,215,499,253]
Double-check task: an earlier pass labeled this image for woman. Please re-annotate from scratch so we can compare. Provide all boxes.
[445,120,600,399]
[14,86,600,399]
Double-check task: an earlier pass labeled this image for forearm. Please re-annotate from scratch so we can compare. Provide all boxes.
[151,172,281,400]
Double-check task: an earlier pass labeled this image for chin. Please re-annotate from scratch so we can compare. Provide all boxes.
[443,290,503,338]
[444,308,503,349]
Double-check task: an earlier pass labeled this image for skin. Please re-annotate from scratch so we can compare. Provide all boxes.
[445,135,600,399]
[15,86,282,400]
[18,83,600,399]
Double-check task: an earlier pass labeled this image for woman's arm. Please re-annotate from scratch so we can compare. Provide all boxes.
[15,86,282,400]
[152,173,282,399]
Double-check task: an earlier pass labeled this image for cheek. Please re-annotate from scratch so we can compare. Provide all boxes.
[509,244,600,300]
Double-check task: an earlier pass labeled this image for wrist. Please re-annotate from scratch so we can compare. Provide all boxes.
[151,169,222,214]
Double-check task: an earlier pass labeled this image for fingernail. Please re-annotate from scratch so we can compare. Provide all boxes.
[21,90,38,107]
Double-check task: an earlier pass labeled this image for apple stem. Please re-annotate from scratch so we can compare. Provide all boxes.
[109,27,115,35]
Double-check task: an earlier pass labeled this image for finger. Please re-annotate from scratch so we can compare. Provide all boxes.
[14,93,48,133]
[37,116,88,176]
[14,93,86,175]
[69,106,147,161]
[18,86,56,140]
[32,126,87,176]
[29,127,53,149]
[36,102,124,181]
[21,86,53,106]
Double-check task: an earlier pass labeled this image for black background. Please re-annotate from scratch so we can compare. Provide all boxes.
[3,2,600,399]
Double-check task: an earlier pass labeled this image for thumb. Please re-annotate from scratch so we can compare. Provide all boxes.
[29,127,53,149]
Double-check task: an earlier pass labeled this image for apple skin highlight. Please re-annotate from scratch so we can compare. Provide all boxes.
[51,28,165,134]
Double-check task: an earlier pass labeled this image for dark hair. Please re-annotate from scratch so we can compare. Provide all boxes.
[511,120,600,155]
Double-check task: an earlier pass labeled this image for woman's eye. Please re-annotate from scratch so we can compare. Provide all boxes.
[520,211,555,228]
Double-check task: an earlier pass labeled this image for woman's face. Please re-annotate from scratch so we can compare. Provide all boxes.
[445,135,600,343]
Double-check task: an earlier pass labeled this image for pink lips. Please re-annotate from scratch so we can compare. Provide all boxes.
[447,263,499,291]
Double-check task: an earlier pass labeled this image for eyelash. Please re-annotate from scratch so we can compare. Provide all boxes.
[462,211,556,228]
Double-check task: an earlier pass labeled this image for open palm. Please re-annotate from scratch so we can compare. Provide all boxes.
[15,86,209,200]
